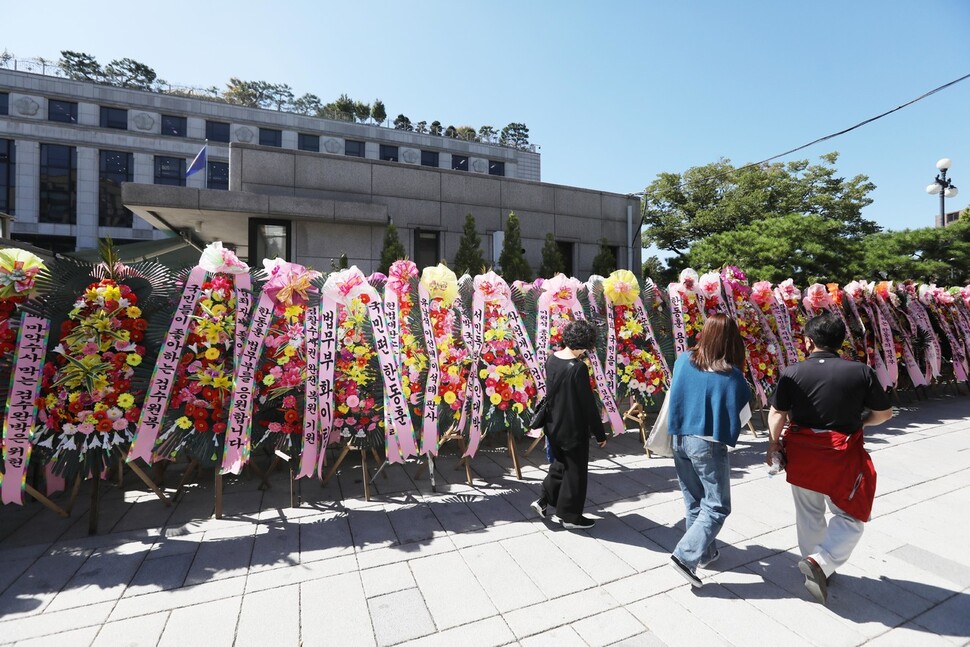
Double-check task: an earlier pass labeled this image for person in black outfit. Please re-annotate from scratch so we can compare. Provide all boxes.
[531,320,608,530]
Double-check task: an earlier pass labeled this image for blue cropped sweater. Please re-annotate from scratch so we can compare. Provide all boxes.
[667,352,751,447]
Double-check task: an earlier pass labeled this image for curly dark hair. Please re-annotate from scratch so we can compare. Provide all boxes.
[562,319,598,351]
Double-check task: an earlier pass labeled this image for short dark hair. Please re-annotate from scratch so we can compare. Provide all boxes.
[562,319,598,351]
[804,313,845,351]
[692,313,745,372]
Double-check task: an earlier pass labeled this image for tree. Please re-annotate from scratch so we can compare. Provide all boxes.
[444,125,457,138]
[453,213,486,276]
[322,93,355,120]
[223,78,273,107]
[378,222,407,274]
[293,93,322,115]
[429,121,443,136]
[538,233,565,278]
[103,58,156,89]
[498,212,532,282]
[59,50,103,82]
[500,122,530,149]
[414,120,428,134]
[266,84,294,111]
[591,238,616,277]
[456,126,477,141]
[372,99,387,125]
[642,256,666,283]
[353,100,371,123]
[478,125,497,143]
[859,220,970,284]
[641,153,877,260]
[393,114,413,131]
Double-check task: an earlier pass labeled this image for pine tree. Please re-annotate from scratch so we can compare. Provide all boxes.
[498,212,533,282]
[378,222,406,274]
[453,213,486,276]
[591,238,617,277]
[538,232,565,278]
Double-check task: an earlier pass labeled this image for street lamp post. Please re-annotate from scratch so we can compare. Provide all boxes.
[926,158,959,226]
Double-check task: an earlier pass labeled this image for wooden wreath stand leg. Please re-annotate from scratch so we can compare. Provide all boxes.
[120,453,171,506]
[173,458,200,502]
[419,425,474,487]
[23,483,69,518]
[321,442,372,501]
[507,431,522,480]
[524,431,544,458]
[88,469,101,535]
[66,474,83,514]
[623,400,653,458]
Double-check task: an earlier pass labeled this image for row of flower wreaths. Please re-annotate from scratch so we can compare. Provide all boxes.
[0,242,968,505]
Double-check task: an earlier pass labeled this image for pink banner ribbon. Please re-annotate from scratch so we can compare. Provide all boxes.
[316,295,338,465]
[417,283,441,455]
[297,299,322,478]
[1,313,49,505]
[667,284,691,355]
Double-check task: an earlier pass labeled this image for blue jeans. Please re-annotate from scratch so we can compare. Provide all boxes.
[671,435,732,570]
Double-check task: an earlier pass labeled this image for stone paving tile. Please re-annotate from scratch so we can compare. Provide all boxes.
[360,562,416,598]
[13,625,101,647]
[386,503,447,546]
[0,548,94,619]
[518,625,587,647]
[248,520,300,573]
[89,611,169,647]
[625,593,728,647]
[396,615,515,647]
[43,548,145,612]
[368,587,437,646]
[297,511,355,563]
[544,522,638,585]
[109,575,247,621]
[501,532,596,599]
[123,551,194,597]
[354,535,456,571]
[503,587,619,639]
[0,600,113,644]
[602,565,684,606]
[608,632,670,647]
[570,607,646,647]
[301,572,375,647]
[459,541,546,614]
[157,595,241,647]
[908,587,970,644]
[862,621,963,646]
[244,553,358,593]
[409,550,498,630]
[236,584,300,647]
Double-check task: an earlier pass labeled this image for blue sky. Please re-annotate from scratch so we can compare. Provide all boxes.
[5,0,970,234]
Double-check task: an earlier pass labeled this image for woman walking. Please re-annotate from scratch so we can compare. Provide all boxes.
[531,320,609,530]
[666,314,751,587]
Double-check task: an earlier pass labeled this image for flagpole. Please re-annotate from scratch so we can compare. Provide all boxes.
[203,138,208,190]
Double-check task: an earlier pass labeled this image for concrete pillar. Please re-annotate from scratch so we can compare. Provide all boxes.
[75,146,99,250]
[14,139,39,223]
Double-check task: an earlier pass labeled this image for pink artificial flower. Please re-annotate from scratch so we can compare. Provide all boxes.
[387,260,418,295]
[803,284,833,311]
[679,269,699,292]
[750,281,773,306]
[777,279,801,301]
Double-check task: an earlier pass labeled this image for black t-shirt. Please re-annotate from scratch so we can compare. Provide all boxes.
[545,355,607,449]
[770,351,891,434]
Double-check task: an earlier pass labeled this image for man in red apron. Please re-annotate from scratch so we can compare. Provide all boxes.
[767,313,893,604]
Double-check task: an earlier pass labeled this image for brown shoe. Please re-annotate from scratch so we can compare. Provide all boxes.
[798,556,828,604]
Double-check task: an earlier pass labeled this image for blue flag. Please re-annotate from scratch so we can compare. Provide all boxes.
[186,144,207,177]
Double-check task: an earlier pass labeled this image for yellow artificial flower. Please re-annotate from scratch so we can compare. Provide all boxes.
[176,416,193,430]
[284,305,302,320]
[513,402,524,414]
[117,393,135,409]
[127,306,142,318]
[126,354,142,367]
[204,347,220,361]
[420,264,458,306]
[283,346,296,357]
[443,391,457,405]
[213,375,231,389]
[603,270,640,306]
[211,304,227,316]
[262,375,276,386]
[489,393,502,406]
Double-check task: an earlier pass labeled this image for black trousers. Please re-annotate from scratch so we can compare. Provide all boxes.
[540,440,591,523]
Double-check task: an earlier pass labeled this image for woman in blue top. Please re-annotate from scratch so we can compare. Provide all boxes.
[666,313,751,588]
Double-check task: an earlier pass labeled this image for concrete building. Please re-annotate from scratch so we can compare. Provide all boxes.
[2,66,640,276]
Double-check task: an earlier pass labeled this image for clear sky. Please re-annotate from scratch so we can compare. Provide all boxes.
[4,0,969,234]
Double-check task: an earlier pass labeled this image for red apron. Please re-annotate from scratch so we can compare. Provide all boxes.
[782,425,876,522]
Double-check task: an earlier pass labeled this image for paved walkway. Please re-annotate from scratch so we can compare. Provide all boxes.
[1,394,969,646]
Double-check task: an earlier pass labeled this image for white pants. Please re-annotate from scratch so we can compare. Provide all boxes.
[791,484,865,578]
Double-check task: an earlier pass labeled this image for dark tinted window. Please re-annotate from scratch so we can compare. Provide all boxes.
[99,150,134,227]
[100,106,128,130]
[161,115,187,137]
[259,128,282,147]
[379,145,398,162]
[345,140,365,158]
[249,219,290,266]
[48,99,78,123]
[413,229,440,269]
[208,161,229,191]
[39,144,77,223]
[421,150,439,167]
[0,93,8,116]
[298,133,319,152]
[488,161,505,177]
[0,139,14,215]
[452,155,468,171]
[206,120,231,142]
[154,156,186,187]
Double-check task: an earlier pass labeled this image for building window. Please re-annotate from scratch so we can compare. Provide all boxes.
[0,139,14,215]
[100,106,128,130]
[345,140,365,158]
[379,145,398,162]
[48,99,78,124]
[11,234,76,255]
[421,150,439,168]
[206,120,231,143]
[154,156,186,187]
[556,241,574,278]
[99,150,134,228]
[161,115,187,137]
[0,93,8,116]
[249,218,290,266]
[208,161,229,191]
[259,128,282,147]
[298,133,319,152]
[452,155,468,171]
[39,144,77,224]
[489,161,505,177]
[414,229,440,269]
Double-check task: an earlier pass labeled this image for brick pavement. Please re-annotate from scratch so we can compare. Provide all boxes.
[0,394,968,646]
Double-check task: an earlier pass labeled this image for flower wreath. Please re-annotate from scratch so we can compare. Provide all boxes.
[720,266,782,405]
[667,268,705,355]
